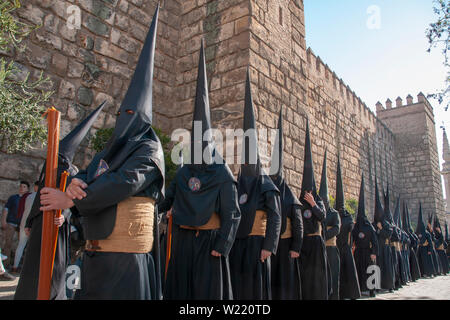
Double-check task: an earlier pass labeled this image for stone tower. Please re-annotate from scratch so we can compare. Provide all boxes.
[442,126,450,216]
[377,93,446,223]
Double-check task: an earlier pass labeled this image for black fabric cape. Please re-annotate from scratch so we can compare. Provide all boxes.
[324,208,340,300]
[270,176,303,300]
[337,211,361,299]
[434,230,449,274]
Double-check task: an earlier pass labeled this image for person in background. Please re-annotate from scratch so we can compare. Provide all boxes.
[1,181,30,268]
[11,181,39,273]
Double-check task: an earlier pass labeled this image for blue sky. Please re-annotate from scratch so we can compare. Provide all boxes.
[305,0,449,197]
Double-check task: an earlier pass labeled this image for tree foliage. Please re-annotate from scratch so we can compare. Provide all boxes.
[426,0,450,111]
[0,0,53,153]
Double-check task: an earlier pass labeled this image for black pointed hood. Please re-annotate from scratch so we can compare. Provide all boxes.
[318,149,329,208]
[405,202,414,234]
[270,107,284,180]
[101,4,159,163]
[334,153,345,213]
[300,119,317,202]
[416,203,427,237]
[383,183,394,224]
[401,201,409,232]
[374,177,384,223]
[356,174,370,227]
[240,68,261,177]
[270,106,300,235]
[445,222,449,242]
[190,39,214,166]
[393,196,401,229]
[59,101,106,163]
[28,102,105,222]
[433,214,441,233]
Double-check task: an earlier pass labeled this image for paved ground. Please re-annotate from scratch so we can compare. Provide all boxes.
[1,273,449,300]
[363,274,450,300]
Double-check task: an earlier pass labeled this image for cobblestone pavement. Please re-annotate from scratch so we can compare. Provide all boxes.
[1,274,449,300]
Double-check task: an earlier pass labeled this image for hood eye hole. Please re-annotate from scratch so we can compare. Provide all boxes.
[116,111,121,116]
[125,109,134,114]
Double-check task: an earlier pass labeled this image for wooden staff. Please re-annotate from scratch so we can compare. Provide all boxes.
[50,171,69,271]
[37,107,60,300]
[165,213,172,280]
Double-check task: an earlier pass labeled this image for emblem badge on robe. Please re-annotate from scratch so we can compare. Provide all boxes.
[418,234,422,238]
[358,232,365,239]
[303,209,312,219]
[239,193,248,205]
[95,159,109,178]
[188,177,201,192]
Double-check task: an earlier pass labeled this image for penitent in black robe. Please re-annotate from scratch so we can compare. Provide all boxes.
[407,232,421,281]
[324,208,340,300]
[374,221,395,291]
[417,231,435,278]
[160,164,240,300]
[352,223,378,293]
[229,175,281,300]
[72,138,164,300]
[435,231,449,275]
[299,198,328,300]
[270,176,303,300]
[337,212,361,300]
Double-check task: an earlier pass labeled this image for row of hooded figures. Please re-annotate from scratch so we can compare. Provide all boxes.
[12,5,449,300]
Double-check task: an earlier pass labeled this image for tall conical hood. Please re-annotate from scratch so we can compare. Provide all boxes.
[356,174,369,225]
[270,107,284,179]
[191,39,213,165]
[401,201,409,232]
[59,101,106,162]
[433,214,441,231]
[393,196,401,229]
[405,202,414,233]
[300,119,316,197]
[374,177,384,223]
[241,69,261,177]
[383,183,394,224]
[335,153,345,213]
[101,4,159,162]
[445,222,449,242]
[318,149,329,207]
[416,203,426,236]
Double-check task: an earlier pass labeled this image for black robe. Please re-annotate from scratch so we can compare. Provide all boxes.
[72,137,164,300]
[160,164,240,300]
[435,232,449,275]
[229,175,281,300]
[298,199,328,300]
[428,230,441,276]
[337,212,361,300]
[407,232,421,281]
[352,222,378,293]
[417,231,435,277]
[400,231,411,283]
[14,210,71,300]
[324,208,340,300]
[374,221,395,290]
[270,177,303,300]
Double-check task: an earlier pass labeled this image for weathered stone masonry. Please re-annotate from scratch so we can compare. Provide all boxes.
[0,0,445,224]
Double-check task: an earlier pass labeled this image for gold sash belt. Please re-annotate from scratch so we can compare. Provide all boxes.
[437,244,444,251]
[306,223,322,237]
[326,237,337,247]
[281,217,292,239]
[385,239,390,245]
[420,240,429,247]
[249,210,267,236]
[86,197,155,254]
[180,212,221,233]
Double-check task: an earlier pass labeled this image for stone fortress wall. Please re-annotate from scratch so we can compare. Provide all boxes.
[0,0,445,224]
